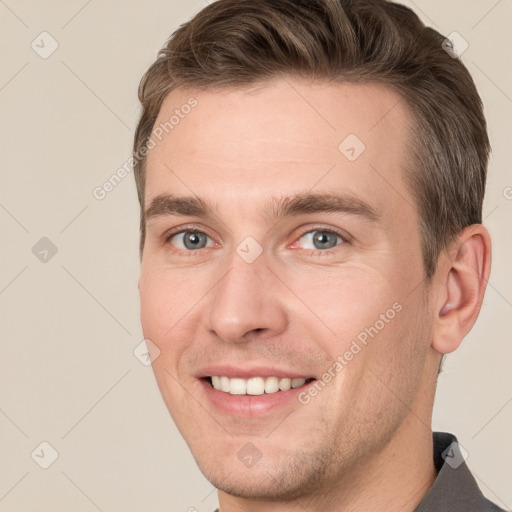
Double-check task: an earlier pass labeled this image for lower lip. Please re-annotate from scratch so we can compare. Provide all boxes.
[198,379,314,416]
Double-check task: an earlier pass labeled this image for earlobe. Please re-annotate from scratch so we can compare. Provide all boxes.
[431,225,492,354]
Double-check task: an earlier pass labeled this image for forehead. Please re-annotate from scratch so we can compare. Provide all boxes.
[144,78,415,225]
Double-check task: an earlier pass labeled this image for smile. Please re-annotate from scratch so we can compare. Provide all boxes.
[209,376,315,395]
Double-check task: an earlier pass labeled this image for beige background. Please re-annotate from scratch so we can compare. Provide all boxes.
[0,1,511,510]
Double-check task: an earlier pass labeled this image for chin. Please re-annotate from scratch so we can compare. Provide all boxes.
[191,443,334,502]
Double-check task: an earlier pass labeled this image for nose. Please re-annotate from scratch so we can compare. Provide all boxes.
[202,248,288,344]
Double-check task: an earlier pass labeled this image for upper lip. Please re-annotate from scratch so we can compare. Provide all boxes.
[196,366,315,380]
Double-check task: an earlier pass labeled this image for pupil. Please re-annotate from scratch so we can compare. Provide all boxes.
[315,232,335,249]
[185,232,204,249]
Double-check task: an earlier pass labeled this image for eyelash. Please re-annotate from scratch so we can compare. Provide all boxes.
[164,224,349,257]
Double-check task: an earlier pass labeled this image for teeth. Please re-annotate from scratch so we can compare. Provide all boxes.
[229,378,246,395]
[264,376,279,393]
[247,377,265,395]
[220,376,230,392]
[210,376,309,395]
[291,378,306,388]
[279,378,291,391]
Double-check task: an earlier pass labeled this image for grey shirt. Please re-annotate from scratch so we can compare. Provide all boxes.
[414,431,506,511]
[212,432,507,511]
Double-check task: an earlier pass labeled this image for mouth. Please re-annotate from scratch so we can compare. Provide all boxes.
[198,375,317,416]
[196,367,318,416]
[204,375,316,395]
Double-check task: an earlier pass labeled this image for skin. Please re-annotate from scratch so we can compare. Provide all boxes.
[138,77,491,512]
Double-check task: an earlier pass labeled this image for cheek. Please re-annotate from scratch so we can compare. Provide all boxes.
[139,269,188,338]
[139,269,207,379]
[293,266,413,401]
[293,265,398,343]
[139,273,190,415]
[139,289,168,343]
[139,276,183,388]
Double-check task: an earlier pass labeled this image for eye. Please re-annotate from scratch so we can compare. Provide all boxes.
[166,229,215,252]
[296,228,346,252]
[164,225,348,256]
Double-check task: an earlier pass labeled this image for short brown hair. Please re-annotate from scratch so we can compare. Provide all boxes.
[133,0,490,280]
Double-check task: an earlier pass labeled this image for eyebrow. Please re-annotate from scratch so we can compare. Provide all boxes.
[144,191,380,225]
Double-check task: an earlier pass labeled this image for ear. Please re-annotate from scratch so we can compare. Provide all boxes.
[431,224,492,354]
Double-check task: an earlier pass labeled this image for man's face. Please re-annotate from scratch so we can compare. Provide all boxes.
[139,78,436,499]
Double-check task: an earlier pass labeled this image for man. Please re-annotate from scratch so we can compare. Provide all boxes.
[133,0,505,510]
